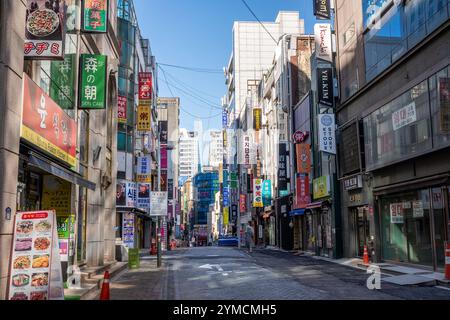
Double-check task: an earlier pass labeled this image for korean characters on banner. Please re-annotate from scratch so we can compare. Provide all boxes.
[8,210,64,300]
[253,108,262,131]
[139,72,153,105]
[318,114,336,154]
[79,54,107,109]
[126,182,136,207]
[24,0,65,59]
[262,180,272,207]
[137,183,150,209]
[82,0,108,33]
[240,194,247,213]
[118,95,127,123]
[21,74,77,168]
[253,179,263,208]
[278,143,288,195]
[295,174,310,209]
[138,106,151,131]
[222,110,228,128]
[137,156,152,183]
[239,132,257,167]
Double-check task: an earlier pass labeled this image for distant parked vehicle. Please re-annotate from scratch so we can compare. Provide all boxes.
[218,235,238,247]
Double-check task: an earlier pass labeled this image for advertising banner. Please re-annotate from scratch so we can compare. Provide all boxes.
[126,182,136,207]
[150,192,168,216]
[137,183,150,209]
[128,248,140,269]
[295,174,310,209]
[159,121,168,144]
[82,0,108,33]
[317,67,333,107]
[314,23,332,63]
[24,0,65,59]
[122,212,134,248]
[313,175,330,200]
[222,110,228,128]
[253,108,262,131]
[21,74,77,167]
[161,146,168,169]
[313,0,331,19]
[118,95,127,123]
[168,179,174,200]
[439,78,450,133]
[137,105,151,131]
[296,143,311,174]
[240,194,246,213]
[138,72,152,106]
[42,176,71,216]
[50,54,76,109]
[223,187,230,207]
[262,180,272,207]
[7,210,64,300]
[390,203,404,224]
[79,54,107,109]
[161,170,168,191]
[136,156,151,183]
[318,114,336,154]
[392,102,417,131]
[278,143,288,193]
[223,207,229,225]
[253,179,263,208]
[116,181,126,206]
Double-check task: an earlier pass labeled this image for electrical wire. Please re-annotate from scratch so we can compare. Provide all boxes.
[240,0,278,44]
[158,62,223,74]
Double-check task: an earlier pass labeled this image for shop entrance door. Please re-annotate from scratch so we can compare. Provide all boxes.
[354,207,370,257]
[431,187,449,269]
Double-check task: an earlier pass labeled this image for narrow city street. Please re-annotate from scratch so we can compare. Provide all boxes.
[109,247,450,300]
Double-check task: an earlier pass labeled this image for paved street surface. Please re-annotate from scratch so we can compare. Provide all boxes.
[109,247,450,300]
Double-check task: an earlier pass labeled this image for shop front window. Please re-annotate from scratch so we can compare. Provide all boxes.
[429,66,450,148]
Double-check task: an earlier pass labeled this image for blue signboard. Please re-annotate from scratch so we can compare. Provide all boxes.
[222,110,228,127]
[262,180,272,206]
[223,187,230,207]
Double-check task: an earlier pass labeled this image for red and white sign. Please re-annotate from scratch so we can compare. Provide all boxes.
[293,130,309,143]
[21,74,77,167]
[240,194,247,213]
[7,210,64,300]
[295,174,310,209]
[139,72,152,105]
[118,95,127,123]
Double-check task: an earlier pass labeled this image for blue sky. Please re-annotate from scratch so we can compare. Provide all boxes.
[134,0,320,131]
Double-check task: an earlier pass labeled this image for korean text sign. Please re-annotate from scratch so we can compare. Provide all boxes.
[21,74,77,167]
[139,72,153,106]
[79,54,107,109]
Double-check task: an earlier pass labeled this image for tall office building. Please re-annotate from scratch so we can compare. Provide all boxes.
[179,128,200,180]
[208,130,223,169]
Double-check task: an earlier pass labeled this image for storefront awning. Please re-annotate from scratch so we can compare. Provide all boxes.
[306,201,323,209]
[289,208,305,216]
[28,153,96,190]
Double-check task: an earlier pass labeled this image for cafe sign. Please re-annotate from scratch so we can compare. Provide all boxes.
[79,54,107,109]
[21,74,77,167]
[82,0,108,33]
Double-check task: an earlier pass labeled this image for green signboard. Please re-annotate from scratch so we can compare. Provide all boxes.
[128,248,140,269]
[79,54,107,109]
[50,54,76,109]
[82,0,108,33]
[57,215,75,239]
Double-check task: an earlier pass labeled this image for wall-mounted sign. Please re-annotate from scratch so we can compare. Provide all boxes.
[79,54,107,109]
[314,23,332,63]
[296,143,311,174]
[50,54,76,109]
[137,106,151,131]
[317,67,333,107]
[392,102,417,131]
[343,175,363,191]
[82,0,108,33]
[390,203,404,224]
[253,179,263,208]
[118,95,127,123]
[313,175,331,200]
[293,130,309,143]
[138,72,152,106]
[136,156,151,183]
[137,183,150,209]
[295,173,310,209]
[7,210,64,300]
[313,0,331,19]
[24,0,65,60]
[318,114,336,154]
[278,143,288,193]
[21,74,77,167]
[253,108,262,131]
[150,192,168,216]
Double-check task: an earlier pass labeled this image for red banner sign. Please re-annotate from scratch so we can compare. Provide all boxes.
[139,72,152,105]
[118,95,127,123]
[240,194,246,213]
[21,74,77,167]
[296,143,311,174]
[295,174,310,209]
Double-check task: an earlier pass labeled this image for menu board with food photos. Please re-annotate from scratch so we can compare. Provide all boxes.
[8,210,64,300]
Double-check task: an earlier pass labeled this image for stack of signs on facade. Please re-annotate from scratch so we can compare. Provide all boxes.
[24,0,65,59]
[8,211,64,300]
[122,212,134,248]
[390,203,404,224]
[79,54,107,109]
[82,0,108,33]
[137,156,151,183]
[137,183,150,209]
[150,191,168,216]
[253,179,263,208]
[318,114,336,154]
[118,95,127,123]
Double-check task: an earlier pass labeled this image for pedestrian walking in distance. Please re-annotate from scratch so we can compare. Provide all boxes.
[245,222,254,253]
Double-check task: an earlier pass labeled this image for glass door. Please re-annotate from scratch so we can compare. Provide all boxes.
[356,207,370,257]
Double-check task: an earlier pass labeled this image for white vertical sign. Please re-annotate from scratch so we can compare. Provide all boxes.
[318,114,336,154]
[314,23,332,62]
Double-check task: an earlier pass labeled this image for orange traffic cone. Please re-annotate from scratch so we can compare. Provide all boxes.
[99,271,110,300]
[363,245,369,265]
[445,243,450,280]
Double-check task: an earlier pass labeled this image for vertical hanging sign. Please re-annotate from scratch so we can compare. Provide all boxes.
[262,180,272,207]
[82,0,108,33]
[138,106,151,131]
[79,54,107,109]
[139,72,153,106]
[318,114,336,154]
[314,23,332,63]
[50,54,76,109]
[253,108,262,131]
[136,156,151,183]
[253,179,263,208]
[278,143,288,195]
[118,95,127,123]
[313,0,331,19]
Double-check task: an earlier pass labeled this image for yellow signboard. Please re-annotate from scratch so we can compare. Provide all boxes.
[137,105,151,131]
[223,207,229,225]
[42,175,71,216]
[136,174,151,183]
[313,175,331,200]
